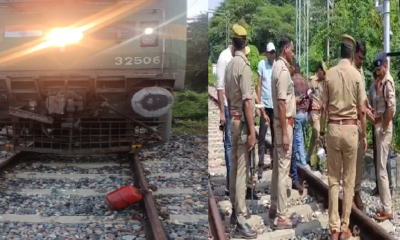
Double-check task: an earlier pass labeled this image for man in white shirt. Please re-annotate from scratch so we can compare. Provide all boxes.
[257,42,276,178]
[216,45,234,195]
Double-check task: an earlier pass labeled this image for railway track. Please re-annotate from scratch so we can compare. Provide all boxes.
[0,135,208,239]
[209,162,396,240]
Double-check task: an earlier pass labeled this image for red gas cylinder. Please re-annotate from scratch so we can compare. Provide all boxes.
[104,185,143,210]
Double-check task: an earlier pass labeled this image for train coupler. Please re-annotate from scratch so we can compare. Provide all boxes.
[5,143,15,154]
[129,142,142,154]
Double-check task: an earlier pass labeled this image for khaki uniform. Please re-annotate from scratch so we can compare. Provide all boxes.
[322,58,365,232]
[354,66,368,192]
[225,50,255,224]
[270,56,296,219]
[307,74,324,161]
[370,72,396,214]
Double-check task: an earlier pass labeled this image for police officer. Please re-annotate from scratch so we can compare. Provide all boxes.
[369,51,395,221]
[268,36,296,229]
[319,34,367,240]
[225,24,257,238]
[353,39,372,210]
[306,61,327,167]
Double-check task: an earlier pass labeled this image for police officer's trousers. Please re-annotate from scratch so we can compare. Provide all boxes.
[229,119,251,224]
[326,123,358,232]
[374,122,393,214]
[307,110,320,162]
[270,119,293,219]
[355,126,364,192]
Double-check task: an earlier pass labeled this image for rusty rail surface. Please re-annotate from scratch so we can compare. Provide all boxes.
[208,180,227,240]
[297,164,396,240]
[132,153,169,240]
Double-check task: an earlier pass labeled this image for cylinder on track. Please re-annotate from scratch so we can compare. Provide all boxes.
[131,87,174,118]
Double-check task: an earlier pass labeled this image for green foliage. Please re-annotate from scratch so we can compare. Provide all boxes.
[247,44,261,89]
[172,91,208,120]
[251,3,296,51]
[247,44,260,72]
[209,0,400,149]
[171,14,208,135]
[185,13,208,93]
[172,120,207,135]
[208,59,216,86]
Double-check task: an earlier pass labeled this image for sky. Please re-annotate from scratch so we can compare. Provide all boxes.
[187,0,208,18]
[208,0,224,18]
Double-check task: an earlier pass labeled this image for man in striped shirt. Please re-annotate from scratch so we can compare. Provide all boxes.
[290,62,310,191]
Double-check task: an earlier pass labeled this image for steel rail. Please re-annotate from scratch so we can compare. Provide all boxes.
[131,153,169,240]
[208,180,227,240]
[297,164,396,240]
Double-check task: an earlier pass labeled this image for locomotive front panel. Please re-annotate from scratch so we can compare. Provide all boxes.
[0,0,187,154]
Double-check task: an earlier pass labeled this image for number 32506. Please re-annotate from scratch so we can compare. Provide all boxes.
[115,56,161,65]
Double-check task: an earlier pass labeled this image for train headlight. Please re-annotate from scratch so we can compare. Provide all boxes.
[144,27,153,35]
[47,29,83,46]
[141,22,158,47]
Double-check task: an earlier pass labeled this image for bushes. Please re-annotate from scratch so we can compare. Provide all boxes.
[209,59,216,86]
[172,90,208,120]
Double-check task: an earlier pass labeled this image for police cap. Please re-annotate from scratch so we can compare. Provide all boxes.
[342,34,356,49]
[373,51,388,67]
[232,24,247,39]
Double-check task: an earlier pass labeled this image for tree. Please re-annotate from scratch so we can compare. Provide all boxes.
[186,13,208,93]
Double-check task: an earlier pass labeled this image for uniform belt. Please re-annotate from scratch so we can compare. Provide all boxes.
[296,109,307,114]
[229,109,241,117]
[274,117,294,127]
[374,116,383,124]
[328,119,357,125]
[232,115,242,121]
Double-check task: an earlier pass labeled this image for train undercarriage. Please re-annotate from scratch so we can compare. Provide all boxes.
[0,70,177,155]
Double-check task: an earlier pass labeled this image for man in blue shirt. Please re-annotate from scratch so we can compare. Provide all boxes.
[257,42,275,178]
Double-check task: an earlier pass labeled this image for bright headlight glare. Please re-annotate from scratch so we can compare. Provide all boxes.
[144,27,153,35]
[47,29,83,46]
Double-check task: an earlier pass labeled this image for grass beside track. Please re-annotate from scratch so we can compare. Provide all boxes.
[172,120,207,136]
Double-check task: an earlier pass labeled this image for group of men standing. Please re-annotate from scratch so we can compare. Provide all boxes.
[215,23,396,240]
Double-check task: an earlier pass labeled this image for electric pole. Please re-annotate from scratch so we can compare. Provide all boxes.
[296,0,310,78]
[375,0,391,65]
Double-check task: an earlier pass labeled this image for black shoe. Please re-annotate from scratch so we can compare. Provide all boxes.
[225,186,230,196]
[230,209,237,225]
[257,166,263,180]
[292,181,304,192]
[353,191,364,210]
[371,187,379,196]
[234,223,257,239]
[246,188,260,200]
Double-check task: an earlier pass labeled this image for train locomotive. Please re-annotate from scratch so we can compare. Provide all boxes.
[0,0,187,155]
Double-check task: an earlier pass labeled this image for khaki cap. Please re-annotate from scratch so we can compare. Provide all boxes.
[342,34,356,49]
[232,24,247,38]
[245,46,250,55]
